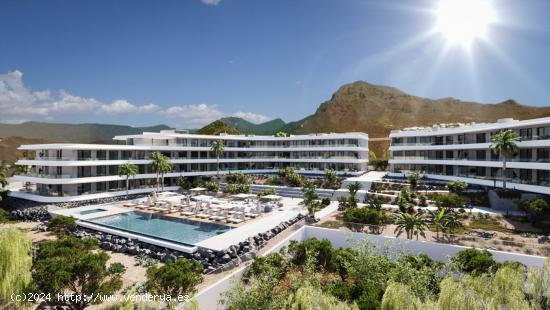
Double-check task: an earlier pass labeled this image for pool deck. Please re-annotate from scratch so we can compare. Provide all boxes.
[196,197,308,251]
[47,194,312,253]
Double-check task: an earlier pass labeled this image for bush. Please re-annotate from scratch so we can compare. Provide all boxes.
[445,181,467,194]
[226,172,250,185]
[0,208,9,223]
[242,253,288,283]
[205,181,220,193]
[224,183,251,194]
[321,197,331,206]
[47,215,76,236]
[145,258,203,299]
[432,194,465,209]
[343,207,391,226]
[32,236,124,309]
[451,248,497,275]
[520,198,550,220]
[258,188,277,197]
[288,238,337,271]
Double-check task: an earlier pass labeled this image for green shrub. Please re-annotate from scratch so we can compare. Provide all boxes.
[0,208,9,223]
[343,207,390,226]
[205,181,220,193]
[224,183,251,194]
[145,258,203,299]
[242,253,288,283]
[47,215,76,236]
[321,197,331,206]
[451,248,497,275]
[258,188,277,197]
[32,236,124,309]
[226,172,250,184]
[445,181,467,194]
[432,194,465,209]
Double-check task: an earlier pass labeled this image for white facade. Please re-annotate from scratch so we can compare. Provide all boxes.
[389,117,550,195]
[11,130,369,202]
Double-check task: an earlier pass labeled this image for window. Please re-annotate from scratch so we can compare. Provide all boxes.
[519,149,532,161]
[96,150,107,160]
[476,150,486,160]
[109,151,119,160]
[476,133,486,143]
[537,149,550,162]
[520,128,532,140]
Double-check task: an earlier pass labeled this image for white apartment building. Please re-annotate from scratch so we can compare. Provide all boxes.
[388,117,550,195]
[10,130,369,202]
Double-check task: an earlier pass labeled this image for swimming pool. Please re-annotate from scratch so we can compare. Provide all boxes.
[83,211,232,245]
[79,208,107,215]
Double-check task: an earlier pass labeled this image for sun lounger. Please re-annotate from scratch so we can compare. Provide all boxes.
[196,209,212,219]
[227,212,245,224]
[181,206,197,217]
[211,210,228,221]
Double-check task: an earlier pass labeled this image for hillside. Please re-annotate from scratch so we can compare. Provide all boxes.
[196,120,240,135]
[0,122,171,144]
[220,117,286,135]
[0,136,48,167]
[282,81,550,156]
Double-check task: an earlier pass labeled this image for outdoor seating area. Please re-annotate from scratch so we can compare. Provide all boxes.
[122,191,283,226]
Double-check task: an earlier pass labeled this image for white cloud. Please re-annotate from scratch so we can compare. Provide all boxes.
[232,111,272,124]
[201,0,222,5]
[161,104,225,127]
[0,70,275,128]
[0,70,159,121]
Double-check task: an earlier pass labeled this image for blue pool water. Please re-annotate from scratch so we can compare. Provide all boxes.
[79,208,107,215]
[84,211,232,245]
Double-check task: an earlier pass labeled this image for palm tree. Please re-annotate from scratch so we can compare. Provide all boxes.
[347,182,361,208]
[150,152,169,193]
[490,129,519,190]
[394,212,427,240]
[428,208,448,239]
[275,131,287,138]
[210,140,225,180]
[444,211,463,237]
[119,162,137,198]
[159,160,172,192]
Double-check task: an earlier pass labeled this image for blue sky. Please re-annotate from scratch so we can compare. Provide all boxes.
[1,0,549,128]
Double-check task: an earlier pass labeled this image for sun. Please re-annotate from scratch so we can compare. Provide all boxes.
[435,0,496,46]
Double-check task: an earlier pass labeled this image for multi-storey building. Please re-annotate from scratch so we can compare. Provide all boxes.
[389,117,550,195]
[10,130,369,202]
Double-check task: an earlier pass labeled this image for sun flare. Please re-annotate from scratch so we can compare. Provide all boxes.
[435,0,496,46]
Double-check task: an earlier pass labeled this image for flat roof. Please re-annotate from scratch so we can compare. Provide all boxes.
[390,117,550,137]
[113,132,368,141]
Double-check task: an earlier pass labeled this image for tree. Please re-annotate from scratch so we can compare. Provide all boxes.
[325,168,338,188]
[445,181,467,195]
[159,160,172,192]
[302,182,319,218]
[394,212,427,240]
[275,131,287,137]
[0,227,32,305]
[520,198,550,222]
[451,248,497,275]
[444,211,463,235]
[145,258,203,299]
[0,161,9,203]
[177,176,191,192]
[210,140,225,180]
[31,237,124,309]
[428,208,448,239]
[490,129,519,190]
[150,152,170,192]
[407,171,420,190]
[47,215,77,236]
[347,182,362,208]
[119,162,137,198]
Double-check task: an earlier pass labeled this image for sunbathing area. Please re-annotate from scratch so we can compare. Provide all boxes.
[49,189,307,252]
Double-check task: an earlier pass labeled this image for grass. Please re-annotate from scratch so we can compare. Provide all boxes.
[467,217,513,234]
[316,220,344,229]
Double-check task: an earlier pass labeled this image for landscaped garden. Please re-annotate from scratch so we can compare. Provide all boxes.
[221,237,550,309]
[317,178,550,257]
